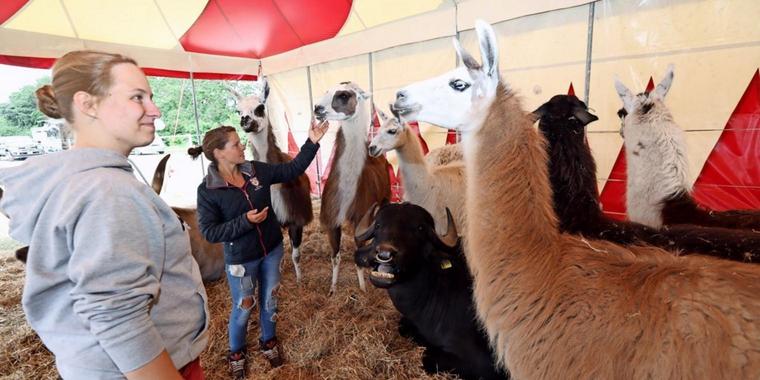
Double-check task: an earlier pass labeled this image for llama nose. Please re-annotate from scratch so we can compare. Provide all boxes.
[314,105,325,114]
[395,90,407,102]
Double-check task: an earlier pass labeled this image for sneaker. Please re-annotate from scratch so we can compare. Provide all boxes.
[260,338,284,368]
[228,351,246,379]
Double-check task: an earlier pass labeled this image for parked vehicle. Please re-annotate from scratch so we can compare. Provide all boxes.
[32,119,67,153]
[0,136,44,160]
[131,136,166,155]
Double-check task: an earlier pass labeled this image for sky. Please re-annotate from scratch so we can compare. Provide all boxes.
[0,64,50,103]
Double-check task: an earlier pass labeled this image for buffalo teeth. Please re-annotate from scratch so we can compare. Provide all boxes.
[371,271,395,279]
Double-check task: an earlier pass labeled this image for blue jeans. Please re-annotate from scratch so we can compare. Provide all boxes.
[226,244,283,353]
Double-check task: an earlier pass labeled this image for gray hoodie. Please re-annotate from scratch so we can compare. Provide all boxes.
[0,148,208,379]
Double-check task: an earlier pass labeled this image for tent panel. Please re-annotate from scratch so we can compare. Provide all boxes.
[458,4,589,111]
[179,0,351,59]
[261,7,456,75]
[372,37,456,152]
[5,0,76,38]
[348,0,450,31]
[0,0,28,25]
[456,0,593,30]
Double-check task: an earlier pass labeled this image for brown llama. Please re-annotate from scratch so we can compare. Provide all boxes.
[393,20,760,379]
[152,154,224,282]
[230,78,314,282]
[314,81,391,294]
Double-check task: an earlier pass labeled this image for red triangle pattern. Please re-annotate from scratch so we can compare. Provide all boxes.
[568,82,576,97]
[599,77,655,220]
[692,69,760,210]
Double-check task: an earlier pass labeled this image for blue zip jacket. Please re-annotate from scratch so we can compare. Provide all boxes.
[196,140,319,264]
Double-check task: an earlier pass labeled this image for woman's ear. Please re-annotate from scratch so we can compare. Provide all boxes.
[72,90,98,120]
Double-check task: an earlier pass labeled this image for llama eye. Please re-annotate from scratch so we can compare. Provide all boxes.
[568,116,577,121]
[449,79,471,92]
[254,104,265,117]
[387,129,398,135]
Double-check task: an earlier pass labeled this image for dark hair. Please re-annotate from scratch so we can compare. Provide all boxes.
[36,50,137,122]
[188,126,238,163]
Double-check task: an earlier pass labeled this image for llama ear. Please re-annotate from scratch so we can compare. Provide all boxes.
[263,78,270,101]
[475,20,499,79]
[654,64,674,100]
[532,102,550,121]
[573,105,599,126]
[614,77,635,110]
[389,103,401,120]
[453,37,480,71]
[354,86,370,100]
[377,108,389,123]
[226,84,242,101]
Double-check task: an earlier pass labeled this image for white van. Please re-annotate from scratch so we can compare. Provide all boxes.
[131,136,166,155]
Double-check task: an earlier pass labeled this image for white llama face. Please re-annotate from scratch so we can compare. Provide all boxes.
[614,64,675,136]
[368,112,406,157]
[392,20,500,134]
[314,82,369,121]
[231,77,270,134]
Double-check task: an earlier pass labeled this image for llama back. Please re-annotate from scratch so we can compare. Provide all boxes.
[502,234,760,379]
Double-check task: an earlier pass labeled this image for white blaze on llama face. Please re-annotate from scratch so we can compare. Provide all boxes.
[392,20,501,134]
[314,82,369,121]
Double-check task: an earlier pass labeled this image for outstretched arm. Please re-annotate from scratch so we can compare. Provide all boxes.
[270,119,328,184]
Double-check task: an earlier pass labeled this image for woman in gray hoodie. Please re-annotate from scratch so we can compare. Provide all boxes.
[0,51,208,379]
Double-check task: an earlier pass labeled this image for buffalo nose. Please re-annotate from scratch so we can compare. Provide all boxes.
[376,250,393,263]
[395,90,407,101]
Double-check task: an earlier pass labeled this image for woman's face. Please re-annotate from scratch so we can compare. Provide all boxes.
[93,63,161,153]
[214,132,246,165]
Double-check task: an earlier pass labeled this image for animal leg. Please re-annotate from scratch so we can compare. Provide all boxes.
[288,225,304,283]
[327,227,341,295]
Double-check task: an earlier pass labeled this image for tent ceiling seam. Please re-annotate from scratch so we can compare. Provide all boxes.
[271,0,305,47]
[152,0,185,54]
[211,0,252,58]
[59,0,81,42]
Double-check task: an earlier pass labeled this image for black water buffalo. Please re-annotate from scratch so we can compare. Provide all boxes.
[354,202,508,380]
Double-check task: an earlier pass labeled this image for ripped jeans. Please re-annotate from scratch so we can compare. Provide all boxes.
[225,244,283,353]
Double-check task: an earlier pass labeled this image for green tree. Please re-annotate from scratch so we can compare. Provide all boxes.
[149,77,253,146]
[0,76,50,136]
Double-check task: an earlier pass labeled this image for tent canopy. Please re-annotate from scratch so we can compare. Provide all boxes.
[0,0,590,78]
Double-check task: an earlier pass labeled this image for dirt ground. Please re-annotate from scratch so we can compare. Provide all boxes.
[0,202,459,380]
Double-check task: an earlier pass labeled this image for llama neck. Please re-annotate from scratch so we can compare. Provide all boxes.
[396,128,431,203]
[541,125,604,229]
[333,103,370,223]
[624,114,691,228]
[465,83,560,261]
[249,127,270,163]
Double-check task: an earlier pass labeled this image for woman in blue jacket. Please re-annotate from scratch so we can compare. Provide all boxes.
[190,121,326,378]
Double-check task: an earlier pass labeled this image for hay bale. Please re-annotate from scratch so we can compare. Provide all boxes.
[0,202,460,379]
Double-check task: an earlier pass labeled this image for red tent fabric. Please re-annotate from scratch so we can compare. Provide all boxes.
[692,69,760,210]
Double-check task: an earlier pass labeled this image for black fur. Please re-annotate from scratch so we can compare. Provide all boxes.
[354,203,508,380]
[535,94,760,263]
[662,191,760,230]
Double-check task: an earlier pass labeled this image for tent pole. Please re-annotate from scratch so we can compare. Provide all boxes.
[306,65,322,197]
[189,70,205,176]
[583,1,596,105]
